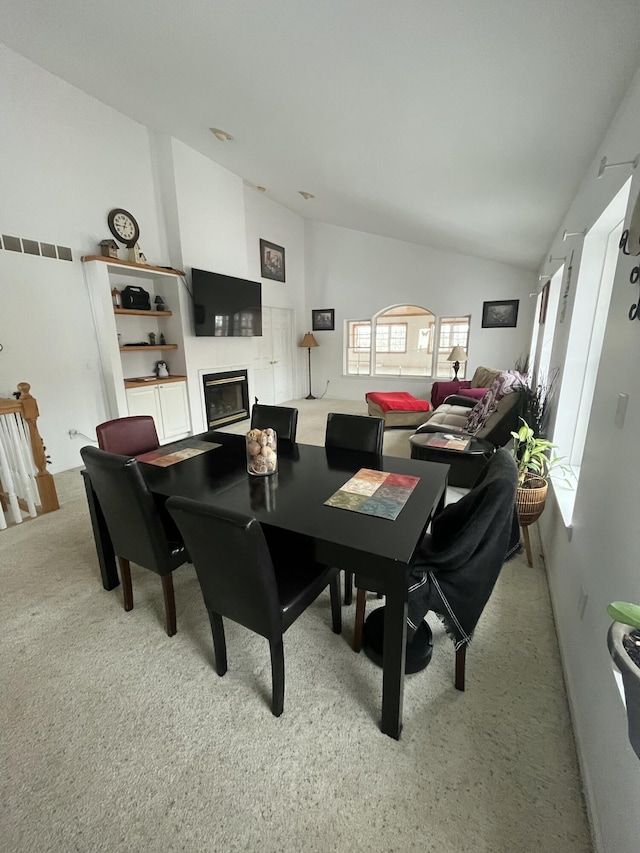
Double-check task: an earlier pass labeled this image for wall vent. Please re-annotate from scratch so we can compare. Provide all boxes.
[1,234,72,261]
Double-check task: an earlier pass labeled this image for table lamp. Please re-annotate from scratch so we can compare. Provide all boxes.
[447,346,467,380]
[299,332,319,399]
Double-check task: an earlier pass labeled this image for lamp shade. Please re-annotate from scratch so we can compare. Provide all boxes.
[299,332,319,348]
[447,346,467,363]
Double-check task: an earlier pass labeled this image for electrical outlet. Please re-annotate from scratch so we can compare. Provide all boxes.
[68,429,78,438]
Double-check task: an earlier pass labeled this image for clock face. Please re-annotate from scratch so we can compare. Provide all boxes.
[107,208,140,247]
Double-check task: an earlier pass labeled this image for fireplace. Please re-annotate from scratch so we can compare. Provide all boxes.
[202,370,249,428]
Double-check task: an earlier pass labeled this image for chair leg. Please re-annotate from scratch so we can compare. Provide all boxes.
[329,573,342,633]
[118,557,133,612]
[353,588,367,653]
[455,644,466,691]
[161,573,177,637]
[270,638,285,717]
[208,611,227,676]
[344,570,353,605]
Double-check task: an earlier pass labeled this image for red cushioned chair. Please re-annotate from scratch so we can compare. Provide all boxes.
[96,415,160,457]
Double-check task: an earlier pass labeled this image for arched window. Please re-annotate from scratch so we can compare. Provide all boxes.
[345,305,470,378]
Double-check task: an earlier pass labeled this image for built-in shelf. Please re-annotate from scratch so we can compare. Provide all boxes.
[114,307,172,317]
[120,344,178,352]
[124,375,187,389]
[81,255,185,276]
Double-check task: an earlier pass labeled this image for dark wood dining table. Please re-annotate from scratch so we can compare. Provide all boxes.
[81,431,449,739]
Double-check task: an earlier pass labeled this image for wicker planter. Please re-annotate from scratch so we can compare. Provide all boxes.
[607,621,640,759]
[516,475,548,526]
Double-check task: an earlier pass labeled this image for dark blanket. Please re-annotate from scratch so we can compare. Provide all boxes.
[406,448,520,648]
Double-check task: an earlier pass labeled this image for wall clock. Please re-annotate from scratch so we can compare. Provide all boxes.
[107,208,140,248]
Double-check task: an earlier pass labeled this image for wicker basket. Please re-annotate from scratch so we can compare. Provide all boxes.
[516,476,548,526]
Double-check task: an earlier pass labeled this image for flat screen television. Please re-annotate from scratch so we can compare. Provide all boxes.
[191,267,262,337]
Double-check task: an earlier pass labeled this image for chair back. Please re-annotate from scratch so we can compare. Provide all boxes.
[250,404,299,442]
[166,497,282,640]
[80,446,175,573]
[96,415,159,456]
[325,412,384,454]
[408,448,519,644]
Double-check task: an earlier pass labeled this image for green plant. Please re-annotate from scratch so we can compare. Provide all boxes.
[607,602,640,631]
[510,418,572,487]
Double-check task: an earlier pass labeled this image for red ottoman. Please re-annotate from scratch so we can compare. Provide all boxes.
[365,392,431,428]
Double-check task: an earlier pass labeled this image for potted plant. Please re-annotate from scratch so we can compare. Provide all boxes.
[509,418,571,525]
[607,602,640,758]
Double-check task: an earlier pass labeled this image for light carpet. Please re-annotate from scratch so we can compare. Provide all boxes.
[0,398,592,852]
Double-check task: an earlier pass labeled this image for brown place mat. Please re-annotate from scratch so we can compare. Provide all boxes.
[324,468,420,520]
[137,439,221,467]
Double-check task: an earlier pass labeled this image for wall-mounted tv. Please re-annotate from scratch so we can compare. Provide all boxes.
[192,267,262,337]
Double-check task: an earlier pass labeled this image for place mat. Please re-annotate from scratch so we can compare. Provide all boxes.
[324,468,420,520]
[137,439,221,467]
[424,432,470,451]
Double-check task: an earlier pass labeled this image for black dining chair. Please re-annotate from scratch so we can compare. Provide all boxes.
[250,403,299,442]
[325,412,384,455]
[96,415,160,457]
[324,412,384,605]
[355,448,520,689]
[166,496,342,717]
[80,446,189,636]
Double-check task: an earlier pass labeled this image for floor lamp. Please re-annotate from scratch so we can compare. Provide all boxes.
[299,332,319,399]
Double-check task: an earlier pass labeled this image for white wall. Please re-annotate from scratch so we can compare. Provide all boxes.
[0,45,166,472]
[536,68,640,853]
[243,187,307,398]
[304,221,536,400]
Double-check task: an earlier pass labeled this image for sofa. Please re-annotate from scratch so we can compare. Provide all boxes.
[430,365,501,409]
[414,370,525,449]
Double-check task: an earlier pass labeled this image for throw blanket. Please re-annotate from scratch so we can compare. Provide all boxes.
[365,391,431,413]
[406,448,520,648]
[465,370,525,434]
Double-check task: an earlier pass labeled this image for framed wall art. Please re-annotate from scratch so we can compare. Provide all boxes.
[259,239,285,282]
[312,309,335,331]
[481,299,519,329]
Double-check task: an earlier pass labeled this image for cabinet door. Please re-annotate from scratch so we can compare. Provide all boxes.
[157,381,190,439]
[126,386,162,433]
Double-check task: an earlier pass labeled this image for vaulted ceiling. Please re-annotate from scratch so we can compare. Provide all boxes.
[3,0,640,269]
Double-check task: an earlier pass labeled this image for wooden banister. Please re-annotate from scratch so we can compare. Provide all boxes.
[0,382,59,519]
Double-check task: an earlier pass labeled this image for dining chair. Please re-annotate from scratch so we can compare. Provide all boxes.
[166,496,342,716]
[325,412,384,605]
[250,403,299,442]
[355,448,520,690]
[96,415,160,457]
[80,446,189,636]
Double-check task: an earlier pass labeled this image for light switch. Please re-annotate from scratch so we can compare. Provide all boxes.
[614,393,629,429]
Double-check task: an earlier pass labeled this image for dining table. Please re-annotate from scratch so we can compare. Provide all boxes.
[81,430,449,739]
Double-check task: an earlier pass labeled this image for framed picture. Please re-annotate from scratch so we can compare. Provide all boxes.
[312,309,335,331]
[481,299,519,329]
[259,239,285,282]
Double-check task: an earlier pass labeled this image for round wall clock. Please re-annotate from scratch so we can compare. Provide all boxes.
[107,208,140,248]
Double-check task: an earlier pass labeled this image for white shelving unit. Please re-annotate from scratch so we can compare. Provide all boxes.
[82,256,191,441]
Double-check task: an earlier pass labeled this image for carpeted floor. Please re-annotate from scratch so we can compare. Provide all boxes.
[0,399,593,852]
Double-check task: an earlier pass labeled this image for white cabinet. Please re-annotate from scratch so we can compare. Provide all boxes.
[125,380,190,442]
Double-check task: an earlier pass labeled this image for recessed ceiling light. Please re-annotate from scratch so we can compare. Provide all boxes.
[299,191,315,199]
[209,128,233,142]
